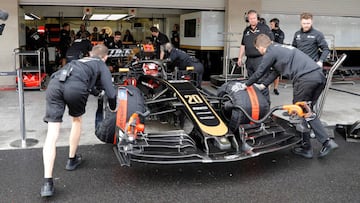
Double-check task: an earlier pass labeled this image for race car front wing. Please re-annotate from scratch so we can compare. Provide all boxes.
[113,117,302,166]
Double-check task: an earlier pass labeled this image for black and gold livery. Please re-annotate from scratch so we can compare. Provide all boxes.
[100,59,303,166]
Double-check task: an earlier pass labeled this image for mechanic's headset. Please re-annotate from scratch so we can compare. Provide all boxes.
[244,10,260,23]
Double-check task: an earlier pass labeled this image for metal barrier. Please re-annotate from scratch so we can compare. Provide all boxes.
[2,49,39,148]
[314,53,347,118]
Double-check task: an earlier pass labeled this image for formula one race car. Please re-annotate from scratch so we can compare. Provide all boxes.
[95,59,306,166]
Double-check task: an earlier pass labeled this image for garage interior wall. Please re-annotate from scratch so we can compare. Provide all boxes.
[224,0,360,75]
[261,0,360,17]
[0,0,20,88]
[1,0,360,88]
[19,0,226,10]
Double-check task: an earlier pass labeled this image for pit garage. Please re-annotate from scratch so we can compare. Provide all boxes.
[0,0,360,202]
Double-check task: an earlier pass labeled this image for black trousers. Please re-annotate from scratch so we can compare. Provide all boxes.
[293,69,328,146]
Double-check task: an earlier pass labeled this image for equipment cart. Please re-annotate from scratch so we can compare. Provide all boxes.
[14,48,47,90]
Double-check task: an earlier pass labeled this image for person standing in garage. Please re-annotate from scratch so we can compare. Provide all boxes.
[237,10,274,77]
[292,12,330,68]
[76,23,90,39]
[40,44,117,197]
[90,26,100,42]
[123,29,135,43]
[150,26,169,59]
[269,18,285,95]
[242,34,338,159]
[171,24,180,48]
[104,31,123,49]
[59,23,71,66]
[104,31,123,72]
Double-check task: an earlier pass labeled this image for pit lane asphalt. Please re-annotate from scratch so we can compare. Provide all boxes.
[1,81,360,202]
[1,135,360,202]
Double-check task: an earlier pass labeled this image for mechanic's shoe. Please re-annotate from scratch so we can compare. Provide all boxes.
[273,89,279,95]
[292,146,313,159]
[318,139,338,158]
[65,154,82,171]
[40,182,54,197]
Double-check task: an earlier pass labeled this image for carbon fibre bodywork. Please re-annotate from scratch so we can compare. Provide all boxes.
[113,75,302,166]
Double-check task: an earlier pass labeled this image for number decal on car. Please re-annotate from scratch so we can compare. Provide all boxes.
[184,94,203,104]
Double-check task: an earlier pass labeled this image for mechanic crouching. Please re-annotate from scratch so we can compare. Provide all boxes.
[165,43,204,88]
[240,34,338,159]
[65,33,92,63]
[41,44,117,197]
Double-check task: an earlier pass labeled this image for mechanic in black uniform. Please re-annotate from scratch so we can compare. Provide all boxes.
[104,31,123,72]
[99,28,109,42]
[40,44,117,197]
[237,10,274,77]
[123,29,135,43]
[292,12,330,68]
[171,24,180,48]
[104,31,123,49]
[269,18,285,95]
[76,23,90,39]
[65,33,92,63]
[59,23,71,66]
[241,34,338,159]
[90,26,100,42]
[165,43,204,87]
[150,26,170,59]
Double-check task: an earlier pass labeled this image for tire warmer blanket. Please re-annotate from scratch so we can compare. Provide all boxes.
[246,86,260,124]
[115,88,128,144]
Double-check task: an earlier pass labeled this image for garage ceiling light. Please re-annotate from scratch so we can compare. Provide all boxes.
[89,14,128,21]
[90,14,109,20]
[107,14,128,20]
[24,13,40,20]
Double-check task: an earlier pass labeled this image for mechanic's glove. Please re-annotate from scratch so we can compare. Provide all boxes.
[316,61,323,68]
[108,97,117,112]
[98,90,105,98]
[253,83,266,90]
[231,82,247,92]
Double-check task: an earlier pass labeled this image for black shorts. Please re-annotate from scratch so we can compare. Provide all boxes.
[43,78,89,122]
[293,70,326,105]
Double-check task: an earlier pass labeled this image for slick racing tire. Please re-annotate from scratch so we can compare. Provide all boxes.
[217,80,270,132]
[95,103,117,144]
[95,85,146,144]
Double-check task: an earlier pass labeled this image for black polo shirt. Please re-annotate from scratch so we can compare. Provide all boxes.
[292,27,330,62]
[59,29,71,51]
[271,28,285,44]
[241,23,274,58]
[153,32,169,58]
[66,38,92,59]
[104,37,123,49]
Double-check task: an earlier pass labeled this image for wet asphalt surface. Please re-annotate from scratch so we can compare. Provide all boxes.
[1,135,360,203]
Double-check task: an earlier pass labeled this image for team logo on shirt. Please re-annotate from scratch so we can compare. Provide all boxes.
[245,28,260,36]
[295,34,301,40]
[307,35,315,39]
[280,44,295,50]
